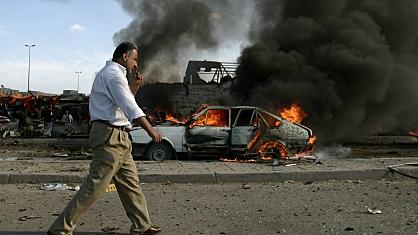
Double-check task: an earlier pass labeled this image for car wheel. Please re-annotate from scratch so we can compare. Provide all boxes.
[258,141,288,160]
[131,143,143,160]
[145,142,174,161]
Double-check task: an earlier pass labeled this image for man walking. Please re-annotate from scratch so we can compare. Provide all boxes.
[48,42,162,235]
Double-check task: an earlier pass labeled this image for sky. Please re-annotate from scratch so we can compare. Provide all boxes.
[0,0,133,94]
[0,0,243,95]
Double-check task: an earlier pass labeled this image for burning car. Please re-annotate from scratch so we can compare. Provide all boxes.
[130,105,314,161]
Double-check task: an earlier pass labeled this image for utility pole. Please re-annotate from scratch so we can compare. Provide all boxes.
[75,71,82,93]
[24,44,36,92]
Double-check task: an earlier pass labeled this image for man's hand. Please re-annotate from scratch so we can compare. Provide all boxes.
[129,64,144,95]
[135,116,162,142]
[148,128,162,142]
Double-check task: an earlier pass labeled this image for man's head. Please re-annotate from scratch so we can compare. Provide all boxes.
[112,42,138,73]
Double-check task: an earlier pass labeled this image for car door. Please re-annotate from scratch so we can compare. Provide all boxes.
[231,108,257,146]
[186,107,231,146]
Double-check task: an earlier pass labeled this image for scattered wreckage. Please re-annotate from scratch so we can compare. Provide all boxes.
[130,105,315,161]
[0,91,90,138]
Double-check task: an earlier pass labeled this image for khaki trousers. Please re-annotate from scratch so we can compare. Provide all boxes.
[49,122,152,235]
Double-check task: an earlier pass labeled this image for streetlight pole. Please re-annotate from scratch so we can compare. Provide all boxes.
[75,71,82,93]
[24,44,36,92]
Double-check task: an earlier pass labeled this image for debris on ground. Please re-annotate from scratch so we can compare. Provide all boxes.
[387,162,418,180]
[285,163,297,167]
[39,183,79,191]
[367,207,382,214]
[17,215,42,221]
[105,183,117,192]
[272,158,281,166]
[241,184,251,190]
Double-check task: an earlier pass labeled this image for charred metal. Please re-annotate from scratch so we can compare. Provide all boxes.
[131,106,314,161]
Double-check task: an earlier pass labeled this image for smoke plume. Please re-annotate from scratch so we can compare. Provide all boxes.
[232,0,418,141]
[114,0,418,141]
[113,0,254,82]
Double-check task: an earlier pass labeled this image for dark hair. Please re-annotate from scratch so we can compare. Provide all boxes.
[112,42,138,61]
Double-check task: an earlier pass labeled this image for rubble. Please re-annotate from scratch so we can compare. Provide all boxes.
[39,183,80,191]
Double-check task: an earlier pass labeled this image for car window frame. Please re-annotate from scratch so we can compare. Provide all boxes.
[191,107,231,128]
[233,108,255,127]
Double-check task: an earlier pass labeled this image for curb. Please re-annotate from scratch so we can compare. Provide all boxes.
[8,173,85,184]
[141,173,217,184]
[0,173,9,184]
[214,168,392,183]
[1,167,417,184]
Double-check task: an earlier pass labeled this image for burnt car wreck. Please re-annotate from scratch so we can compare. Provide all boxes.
[130,106,315,161]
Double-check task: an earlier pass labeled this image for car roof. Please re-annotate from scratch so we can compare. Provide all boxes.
[198,105,274,118]
[205,105,258,109]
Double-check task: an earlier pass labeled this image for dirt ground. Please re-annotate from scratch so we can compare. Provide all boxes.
[0,180,417,235]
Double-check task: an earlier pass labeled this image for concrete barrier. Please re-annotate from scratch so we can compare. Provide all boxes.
[1,167,417,185]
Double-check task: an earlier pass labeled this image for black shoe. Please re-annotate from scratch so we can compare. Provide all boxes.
[47,231,53,235]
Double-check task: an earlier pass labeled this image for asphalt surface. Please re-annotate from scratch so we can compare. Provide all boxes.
[0,180,417,234]
[0,137,417,234]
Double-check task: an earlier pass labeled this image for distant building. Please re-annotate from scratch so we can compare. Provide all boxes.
[0,87,19,95]
[61,90,86,100]
[135,60,238,118]
[19,90,57,97]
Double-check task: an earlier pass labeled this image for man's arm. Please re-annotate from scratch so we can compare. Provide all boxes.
[134,116,162,142]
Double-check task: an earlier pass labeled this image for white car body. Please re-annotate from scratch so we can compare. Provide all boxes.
[130,106,314,160]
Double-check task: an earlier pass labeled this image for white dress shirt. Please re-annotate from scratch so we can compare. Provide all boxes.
[89,61,145,128]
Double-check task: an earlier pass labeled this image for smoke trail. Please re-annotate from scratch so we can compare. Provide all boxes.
[113,0,254,82]
[233,0,418,141]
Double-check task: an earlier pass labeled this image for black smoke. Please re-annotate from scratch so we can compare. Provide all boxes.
[113,0,253,82]
[114,0,418,141]
[232,0,418,141]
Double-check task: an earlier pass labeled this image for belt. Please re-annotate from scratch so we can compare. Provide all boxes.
[91,120,130,132]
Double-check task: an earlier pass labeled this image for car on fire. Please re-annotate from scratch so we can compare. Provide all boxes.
[130,106,314,161]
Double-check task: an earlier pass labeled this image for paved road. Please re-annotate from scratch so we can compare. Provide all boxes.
[0,180,417,235]
[0,137,417,234]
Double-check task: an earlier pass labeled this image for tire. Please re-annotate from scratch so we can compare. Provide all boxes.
[258,141,288,160]
[131,143,143,160]
[145,142,174,161]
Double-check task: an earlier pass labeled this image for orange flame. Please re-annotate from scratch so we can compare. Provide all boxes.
[191,109,228,128]
[247,131,262,151]
[258,141,289,160]
[279,103,308,124]
[165,113,184,125]
[206,110,228,126]
[308,135,317,145]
